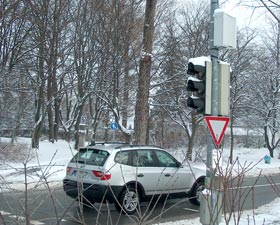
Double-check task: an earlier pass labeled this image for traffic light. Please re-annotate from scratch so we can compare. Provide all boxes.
[186,57,212,114]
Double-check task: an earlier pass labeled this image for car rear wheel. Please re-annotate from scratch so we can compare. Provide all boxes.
[189,179,205,206]
[115,186,140,215]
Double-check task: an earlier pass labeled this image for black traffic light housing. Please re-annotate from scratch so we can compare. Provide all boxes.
[186,57,211,114]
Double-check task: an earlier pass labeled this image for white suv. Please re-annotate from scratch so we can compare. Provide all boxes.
[63,143,205,214]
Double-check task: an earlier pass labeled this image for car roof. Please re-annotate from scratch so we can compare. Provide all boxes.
[79,142,164,153]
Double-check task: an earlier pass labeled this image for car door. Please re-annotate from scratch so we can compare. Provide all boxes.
[154,150,191,193]
[131,149,166,195]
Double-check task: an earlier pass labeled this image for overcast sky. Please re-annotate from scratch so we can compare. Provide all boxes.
[177,0,271,30]
[221,0,268,29]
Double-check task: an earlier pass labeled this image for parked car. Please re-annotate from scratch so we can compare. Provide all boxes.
[63,143,206,215]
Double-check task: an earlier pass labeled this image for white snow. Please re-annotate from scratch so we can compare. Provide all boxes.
[0,138,77,191]
[155,197,280,225]
[188,76,203,83]
[188,56,211,67]
[1,137,280,225]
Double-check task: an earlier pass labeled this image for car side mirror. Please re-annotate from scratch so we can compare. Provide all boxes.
[177,162,183,168]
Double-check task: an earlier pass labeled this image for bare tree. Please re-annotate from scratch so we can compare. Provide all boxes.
[152,0,210,160]
[56,0,143,147]
[0,1,34,141]
[247,20,280,157]
[23,0,73,148]
[22,0,49,148]
[219,28,256,163]
[46,0,71,143]
[134,0,157,145]
[235,0,280,22]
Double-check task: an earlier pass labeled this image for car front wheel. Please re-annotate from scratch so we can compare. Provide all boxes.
[115,186,140,215]
[189,179,205,206]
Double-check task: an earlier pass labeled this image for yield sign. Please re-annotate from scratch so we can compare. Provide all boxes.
[205,116,230,148]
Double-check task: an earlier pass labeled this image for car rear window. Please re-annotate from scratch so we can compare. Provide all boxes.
[71,148,110,166]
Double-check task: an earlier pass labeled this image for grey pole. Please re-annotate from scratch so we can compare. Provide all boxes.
[210,1,219,114]
[207,0,219,176]
[206,0,220,225]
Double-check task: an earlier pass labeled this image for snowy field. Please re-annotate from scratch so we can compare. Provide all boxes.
[0,137,77,191]
[0,137,280,225]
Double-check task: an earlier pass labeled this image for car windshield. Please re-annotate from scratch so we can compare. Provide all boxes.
[71,148,109,166]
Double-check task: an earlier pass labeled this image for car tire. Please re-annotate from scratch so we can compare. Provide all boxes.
[115,186,140,215]
[189,179,205,206]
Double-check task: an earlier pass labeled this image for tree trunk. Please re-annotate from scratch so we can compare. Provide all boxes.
[47,75,54,143]
[134,0,157,145]
[104,110,109,143]
[160,112,164,146]
[264,125,274,158]
[32,29,46,149]
[54,96,60,141]
[229,118,234,164]
[122,38,131,143]
[74,108,84,150]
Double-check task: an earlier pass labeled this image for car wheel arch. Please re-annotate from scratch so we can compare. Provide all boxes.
[119,181,145,200]
[190,176,206,194]
[188,175,206,206]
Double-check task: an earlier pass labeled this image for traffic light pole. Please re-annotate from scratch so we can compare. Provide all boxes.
[202,0,220,225]
[211,0,220,224]
[198,1,234,224]
[210,0,219,117]
[207,0,219,166]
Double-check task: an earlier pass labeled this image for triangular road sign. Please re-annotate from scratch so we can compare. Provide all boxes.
[205,116,230,148]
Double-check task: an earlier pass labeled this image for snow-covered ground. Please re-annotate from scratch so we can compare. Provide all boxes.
[0,138,77,191]
[0,137,280,225]
[156,197,280,225]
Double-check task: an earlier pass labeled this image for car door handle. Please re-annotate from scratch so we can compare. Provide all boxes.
[165,173,171,177]
[137,173,144,177]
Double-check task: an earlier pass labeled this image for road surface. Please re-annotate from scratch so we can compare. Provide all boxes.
[0,174,280,225]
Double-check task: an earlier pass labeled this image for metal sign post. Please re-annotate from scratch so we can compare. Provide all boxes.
[200,1,220,225]
[200,1,236,225]
[209,0,220,224]
[110,122,118,141]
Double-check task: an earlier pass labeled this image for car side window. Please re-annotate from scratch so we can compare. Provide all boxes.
[115,151,130,165]
[132,150,155,167]
[155,150,178,167]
